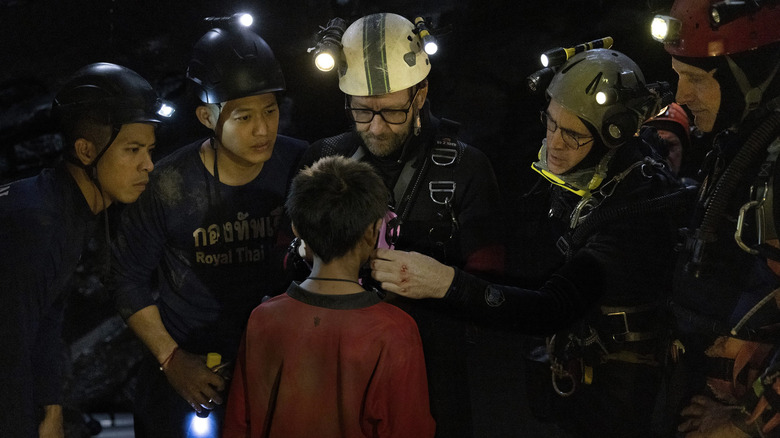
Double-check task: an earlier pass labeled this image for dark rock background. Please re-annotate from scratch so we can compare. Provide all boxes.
[0,0,688,436]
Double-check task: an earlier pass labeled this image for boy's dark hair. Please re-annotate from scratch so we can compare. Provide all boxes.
[286,155,388,263]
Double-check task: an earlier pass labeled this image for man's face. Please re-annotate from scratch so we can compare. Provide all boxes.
[215,93,280,167]
[349,87,426,158]
[96,122,156,205]
[544,99,594,175]
[672,57,721,133]
[657,129,683,175]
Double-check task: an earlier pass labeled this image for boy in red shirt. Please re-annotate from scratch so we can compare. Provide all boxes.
[223,155,435,437]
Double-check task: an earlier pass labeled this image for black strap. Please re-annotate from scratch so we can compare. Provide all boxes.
[393,118,463,223]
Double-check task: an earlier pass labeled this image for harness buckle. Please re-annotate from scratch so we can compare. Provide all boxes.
[429,181,456,205]
[431,147,458,166]
[607,311,631,343]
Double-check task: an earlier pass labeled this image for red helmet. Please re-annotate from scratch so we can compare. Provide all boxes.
[645,102,691,149]
[646,102,690,134]
[654,0,780,57]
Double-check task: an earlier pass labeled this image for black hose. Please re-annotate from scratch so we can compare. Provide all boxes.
[564,185,698,258]
[698,112,780,240]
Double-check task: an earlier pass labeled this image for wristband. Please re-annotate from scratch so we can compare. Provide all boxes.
[160,346,179,371]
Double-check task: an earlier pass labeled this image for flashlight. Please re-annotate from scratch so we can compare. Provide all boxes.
[709,0,761,28]
[650,15,681,43]
[186,411,217,438]
[526,67,555,94]
[540,36,613,68]
[414,17,438,55]
[157,102,175,118]
[204,12,254,28]
[193,353,223,420]
[309,17,347,72]
[595,89,618,106]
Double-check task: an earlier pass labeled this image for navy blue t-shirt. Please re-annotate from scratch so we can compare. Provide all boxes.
[112,136,307,358]
[0,166,97,436]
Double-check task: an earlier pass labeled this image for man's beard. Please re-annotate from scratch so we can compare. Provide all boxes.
[358,128,411,158]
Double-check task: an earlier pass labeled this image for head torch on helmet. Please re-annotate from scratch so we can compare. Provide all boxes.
[527,37,613,95]
[309,14,441,77]
[414,17,439,55]
[204,12,254,28]
[530,44,674,148]
[308,13,439,96]
[186,13,285,104]
[652,0,780,57]
[53,62,172,127]
[308,17,348,72]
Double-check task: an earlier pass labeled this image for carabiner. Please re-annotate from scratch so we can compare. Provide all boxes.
[735,182,768,255]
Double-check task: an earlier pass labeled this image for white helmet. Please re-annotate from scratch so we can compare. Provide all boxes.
[339,13,431,96]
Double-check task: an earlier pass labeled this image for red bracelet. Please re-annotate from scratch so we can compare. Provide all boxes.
[159,346,179,371]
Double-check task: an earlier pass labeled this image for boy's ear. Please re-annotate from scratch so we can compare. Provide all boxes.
[365,218,383,246]
[73,138,97,166]
[291,223,300,238]
[196,105,218,130]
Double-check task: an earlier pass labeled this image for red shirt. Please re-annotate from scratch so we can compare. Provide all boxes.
[223,282,436,438]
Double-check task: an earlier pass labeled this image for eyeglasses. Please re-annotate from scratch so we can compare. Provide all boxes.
[346,90,419,125]
[540,110,594,150]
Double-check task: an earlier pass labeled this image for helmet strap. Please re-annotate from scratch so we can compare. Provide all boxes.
[725,54,780,124]
[87,124,122,182]
[209,136,222,185]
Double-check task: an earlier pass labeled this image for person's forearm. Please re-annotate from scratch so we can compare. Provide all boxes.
[443,250,604,335]
[126,305,178,365]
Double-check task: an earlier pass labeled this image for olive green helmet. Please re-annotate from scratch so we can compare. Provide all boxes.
[547,48,656,147]
[338,13,431,96]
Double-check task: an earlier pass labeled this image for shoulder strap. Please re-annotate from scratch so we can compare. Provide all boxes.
[394,118,464,221]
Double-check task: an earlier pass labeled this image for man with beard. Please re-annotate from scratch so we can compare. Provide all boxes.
[369,46,687,437]
[298,12,505,438]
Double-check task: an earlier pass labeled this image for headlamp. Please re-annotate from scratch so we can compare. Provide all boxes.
[709,0,762,29]
[414,17,438,55]
[595,89,618,106]
[650,15,681,43]
[527,67,555,94]
[539,36,614,68]
[531,37,613,95]
[157,102,175,118]
[204,12,254,28]
[309,17,347,72]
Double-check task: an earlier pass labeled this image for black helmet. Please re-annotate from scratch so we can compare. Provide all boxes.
[186,27,286,104]
[53,62,162,127]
